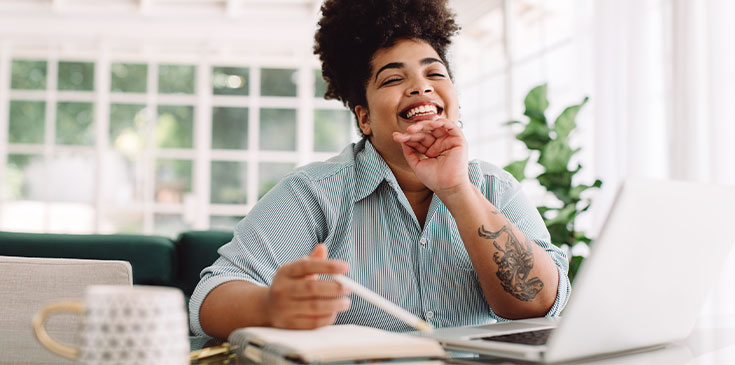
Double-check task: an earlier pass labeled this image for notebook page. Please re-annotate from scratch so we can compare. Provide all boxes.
[242,324,445,362]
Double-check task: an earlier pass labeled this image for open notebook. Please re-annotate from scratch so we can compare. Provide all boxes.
[228,324,446,364]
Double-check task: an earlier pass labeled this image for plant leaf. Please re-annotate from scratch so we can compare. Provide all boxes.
[504,158,529,182]
[523,84,549,121]
[516,119,551,150]
[537,206,554,218]
[537,171,573,200]
[547,222,572,247]
[569,255,584,282]
[569,181,600,200]
[578,200,592,213]
[539,139,574,173]
[503,120,522,126]
[545,204,577,226]
[553,96,588,140]
[574,231,592,244]
[569,185,587,201]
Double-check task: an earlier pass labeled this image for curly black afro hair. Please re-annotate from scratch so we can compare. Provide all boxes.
[314,0,460,136]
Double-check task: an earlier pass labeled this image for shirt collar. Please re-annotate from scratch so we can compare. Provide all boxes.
[354,139,488,202]
[354,139,399,202]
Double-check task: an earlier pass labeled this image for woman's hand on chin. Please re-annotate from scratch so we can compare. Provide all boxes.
[392,118,471,196]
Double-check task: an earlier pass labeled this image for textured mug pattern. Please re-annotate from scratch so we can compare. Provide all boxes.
[78,286,189,364]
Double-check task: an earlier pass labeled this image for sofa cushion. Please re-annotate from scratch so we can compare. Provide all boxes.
[0,231,175,286]
[174,230,233,297]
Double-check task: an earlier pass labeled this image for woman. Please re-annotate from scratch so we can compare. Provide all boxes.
[191,0,570,339]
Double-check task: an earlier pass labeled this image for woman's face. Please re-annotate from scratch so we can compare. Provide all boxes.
[355,38,459,167]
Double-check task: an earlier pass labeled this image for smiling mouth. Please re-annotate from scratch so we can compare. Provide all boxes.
[399,103,444,121]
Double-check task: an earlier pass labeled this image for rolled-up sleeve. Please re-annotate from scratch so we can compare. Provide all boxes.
[188,172,328,336]
[485,167,571,319]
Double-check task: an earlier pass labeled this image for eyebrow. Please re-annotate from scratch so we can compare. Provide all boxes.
[373,57,445,82]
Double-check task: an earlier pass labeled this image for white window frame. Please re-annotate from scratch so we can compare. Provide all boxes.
[0,43,357,235]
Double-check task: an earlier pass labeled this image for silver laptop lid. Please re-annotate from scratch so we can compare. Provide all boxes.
[544,178,735,362]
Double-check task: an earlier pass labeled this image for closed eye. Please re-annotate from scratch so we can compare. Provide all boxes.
[428,73,446,78]
[380,78,402,86]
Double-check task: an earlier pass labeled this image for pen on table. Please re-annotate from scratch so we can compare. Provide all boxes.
[332,274,434,334]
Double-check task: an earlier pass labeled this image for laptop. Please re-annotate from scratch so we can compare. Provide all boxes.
[429,178,735,363]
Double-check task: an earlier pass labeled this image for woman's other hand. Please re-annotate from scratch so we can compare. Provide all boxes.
[392,118,470,195]
[266,243,351,329]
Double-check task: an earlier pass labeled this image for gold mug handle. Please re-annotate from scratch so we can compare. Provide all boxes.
[31,301,85,359]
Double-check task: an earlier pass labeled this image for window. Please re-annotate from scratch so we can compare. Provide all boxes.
[454,0,591,202]
[1,51,358,236]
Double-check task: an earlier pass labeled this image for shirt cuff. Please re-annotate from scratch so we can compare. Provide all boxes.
[545,263,572,317]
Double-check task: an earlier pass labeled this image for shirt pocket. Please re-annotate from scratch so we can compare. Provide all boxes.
[450,238,476,271]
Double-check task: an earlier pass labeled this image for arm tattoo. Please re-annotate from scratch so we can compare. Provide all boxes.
[478,224,544,301]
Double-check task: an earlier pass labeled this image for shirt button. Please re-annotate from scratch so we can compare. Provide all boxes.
[419,237,427,245]
[425,311,434,319]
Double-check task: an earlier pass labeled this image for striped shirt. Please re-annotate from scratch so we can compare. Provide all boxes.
[189,139,571,336]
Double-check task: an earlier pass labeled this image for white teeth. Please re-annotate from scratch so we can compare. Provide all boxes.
[404,104,438,119]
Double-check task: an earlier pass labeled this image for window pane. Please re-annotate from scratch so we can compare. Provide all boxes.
[210,161,247,204]
[5,152,95,202]
[260,108,296,151]
[155,159,192,203]
[154,214,190,238]
[212,107,248,150]
[100,210,143,234]
[509,0,546,62]
[9,100,45,144]
[260,68,297,97]
[258,162,295,198]
[0,201,44,232]
[210,215,243,231]
[11,60,47,90]
[58,61,94,91]
[102,152,144,204]
[314,109,353,152]
[56,102,94,145]
[3,154,42,200]
[159,64,195,94]
[111,63,147,93]
[156,105,193,148]
[48,202,95,233]
[213,67,249,96]
[314,69,327,98]
[47,152,96,202]
[110,104,147,153]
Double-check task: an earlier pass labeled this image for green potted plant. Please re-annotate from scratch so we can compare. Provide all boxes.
[503,84,601,282]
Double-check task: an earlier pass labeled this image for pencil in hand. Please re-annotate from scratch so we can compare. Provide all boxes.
[332,274,434,334]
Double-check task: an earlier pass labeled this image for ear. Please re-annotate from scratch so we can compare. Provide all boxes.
[354,105,372,136]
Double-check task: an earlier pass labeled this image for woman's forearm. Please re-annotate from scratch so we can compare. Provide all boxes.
[439,184,559,319]
[199,281,271,339]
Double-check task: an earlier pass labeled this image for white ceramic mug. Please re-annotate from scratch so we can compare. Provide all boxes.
[32,285,189,364]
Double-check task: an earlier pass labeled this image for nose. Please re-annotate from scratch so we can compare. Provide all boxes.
[407,80,433,96]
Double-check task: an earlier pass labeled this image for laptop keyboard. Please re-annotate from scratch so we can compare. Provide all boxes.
[479,328,554,346]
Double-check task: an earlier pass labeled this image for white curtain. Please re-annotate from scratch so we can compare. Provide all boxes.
[592,0,735,317]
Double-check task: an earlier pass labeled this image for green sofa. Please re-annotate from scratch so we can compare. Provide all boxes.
[0,230,233,300]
